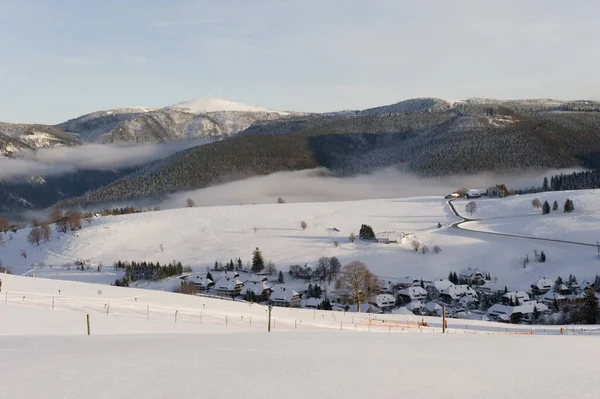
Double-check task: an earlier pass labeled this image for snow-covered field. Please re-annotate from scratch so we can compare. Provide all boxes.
[0,273,598,399]
[2,191,600,292]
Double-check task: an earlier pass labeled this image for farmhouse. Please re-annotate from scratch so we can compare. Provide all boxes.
[240,281,271,301]
[214,276,244,297]
[459,268,485,285]
[397,286,428,302]
[487,301,548,323]
[426,279,455,300]
[539,290,567,306]
[466,189,488,199]
[304,297,323,309]
[185,274,214,291]
[371,294,396,309]
[502,291,530,304]
[439,285,477,303]
[531,278,553,295]
[269,286,301,308]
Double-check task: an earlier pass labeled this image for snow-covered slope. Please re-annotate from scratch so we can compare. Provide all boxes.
[3,190,600,293]
[166,97,290,115]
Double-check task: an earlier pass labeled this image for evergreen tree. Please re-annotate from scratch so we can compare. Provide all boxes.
[552,298,559,312]
[582,286,599,324]
[318,298,332,311]
[206,271,214,282]
[237,258,243,271]
[532,306,540,321]
[554,276,564,291]
[552,201,559,211]
[358,224,376,240]
[251,247,265,273]
[539,251,546,263]
[542,177,549,191]
[504,285,508,294]
[564,198,574,213]
[437,222,442,228]
[277,270,285,284]
[542,200,550,214]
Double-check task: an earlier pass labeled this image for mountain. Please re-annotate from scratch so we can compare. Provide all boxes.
[58,99,294,145]
[0,122,79,156]
[56,100,600,207]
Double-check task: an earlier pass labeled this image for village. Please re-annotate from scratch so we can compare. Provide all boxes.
[182,265,600,325]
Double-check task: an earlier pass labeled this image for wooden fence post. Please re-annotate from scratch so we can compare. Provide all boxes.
[87,314,91,336]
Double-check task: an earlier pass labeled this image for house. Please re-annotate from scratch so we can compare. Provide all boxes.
[347,303,381,313]
[424,301,442,316]
[304,297,323,309]
[406,301,425,314]
[371,294,395,309]
[502,291,530,305]
[185,274,214,291]
[269,286,301,308]
[394,276,420,290]
[397,286,428,302]
[539,290,566,306]
[466,189,487,199]
[531,278,553,295]
[487,301,548,323]
[458,295,479,309]
[459,268,485,285]
[378,279,397,294]
[240,281,271,301]
[214,276,244,297]
[426,279,455,300]
[556,284,571,296]
[439,285,477,303]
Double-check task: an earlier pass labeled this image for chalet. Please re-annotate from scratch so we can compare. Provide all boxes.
[185,274,214,291]
[487,300,548,323]
[459,268,485,285]
[240,281,271,301]
[397,286,428,302]
[439,284,477,303]
[371,294,396,309]
[540,290,566,306]
[466,189,488,199]
[394,276,420,290]
[555,284,571,296]
[531,278,553,295]
[424,301,442,316]
[458,295,479,309]
[304,297,323,309]
[269,286,301,308]
[214,276,244,297]
[347,303,381,313]
[406,301,425,314]
[426,279,455,300]
[502,291,530,305]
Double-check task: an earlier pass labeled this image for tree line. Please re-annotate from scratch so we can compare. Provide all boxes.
[113,261,184,287]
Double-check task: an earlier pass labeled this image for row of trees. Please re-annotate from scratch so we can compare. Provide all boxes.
[114,261,184,287]
[532,198,574,213]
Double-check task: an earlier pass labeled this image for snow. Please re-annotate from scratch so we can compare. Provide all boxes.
[166,98,290,115]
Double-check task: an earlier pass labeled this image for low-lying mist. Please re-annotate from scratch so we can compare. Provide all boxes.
[0,138,215,181]
[158,167,585,209]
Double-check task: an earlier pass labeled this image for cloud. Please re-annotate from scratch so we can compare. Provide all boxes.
[157,167,586,210]
[124,55,148,66]
[0,138,215,181]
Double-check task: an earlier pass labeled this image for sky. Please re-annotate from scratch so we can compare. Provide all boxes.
[1,0,599,124]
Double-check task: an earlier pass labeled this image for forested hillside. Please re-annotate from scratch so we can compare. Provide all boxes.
[57,102,600,207]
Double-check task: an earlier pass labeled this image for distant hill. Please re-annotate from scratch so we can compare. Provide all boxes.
[56,101,600,207]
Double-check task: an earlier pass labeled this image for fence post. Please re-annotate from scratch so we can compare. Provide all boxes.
[250,317,252,328]
[87,314,91,336]
[268,305,272,332]
[52,296,55,310]
[200,312,202,324]
[442,305,446,334]
[4,291,7,305]
[146,305,149,320]
[226,315,228,326]
[340,321,342,331]
[106,303,110,315]
[175,310,178,323]
[295,320,297,329]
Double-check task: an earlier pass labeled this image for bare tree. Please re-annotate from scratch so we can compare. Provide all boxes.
[349,232,356,243]
[300,221,307,230]
[411,240,421,252]
[433,245,442,254]
[83,212,93,226]
[532,198,542,209]
[316,257,331,281]
[65,211,82,231]
[55,218,68,234]
[465,201,478,216]
[0,217,10,233]
[27,227,42,246]
[186,198,196,208]
[31,218,41,228]
[329,257,342,283]
[337,261,380,313]
[49,209,64,224]
[277,197,286,204]
[41,223,52,242]
[420,244,429,254]
[265,261,277,276]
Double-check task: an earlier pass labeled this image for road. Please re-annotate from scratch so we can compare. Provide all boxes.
[447,199,599,248]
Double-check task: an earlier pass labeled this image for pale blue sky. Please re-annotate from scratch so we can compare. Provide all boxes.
[1,0,599,123]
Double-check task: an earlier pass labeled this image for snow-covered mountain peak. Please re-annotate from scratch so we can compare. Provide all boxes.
[165,98,290,115]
